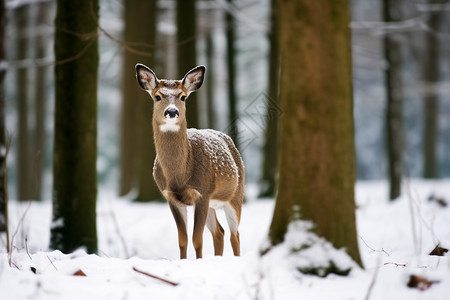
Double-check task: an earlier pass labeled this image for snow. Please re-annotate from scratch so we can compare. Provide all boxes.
[188,128,240,178]
[1,180,450,299]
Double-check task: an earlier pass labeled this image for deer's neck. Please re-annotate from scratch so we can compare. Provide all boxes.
[153,120,192,188]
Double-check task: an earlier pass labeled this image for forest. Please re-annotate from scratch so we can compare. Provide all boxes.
[0,0,449,299]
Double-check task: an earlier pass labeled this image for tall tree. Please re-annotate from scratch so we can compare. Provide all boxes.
[384,0,404,200]
[120,0,160,201]
[205,33,215,129]
[176,0,199,129]
[268,0,362,268]
[422,7,441,178]
[33,1,50,200]
[225,0,239,148]
[259,0,279,198]
[0,0,6,232]
[50,0,99,253]
[16,4,32,201]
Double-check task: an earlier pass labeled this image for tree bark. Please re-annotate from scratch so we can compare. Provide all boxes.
[50,0,99,253]
[268,0,362,266]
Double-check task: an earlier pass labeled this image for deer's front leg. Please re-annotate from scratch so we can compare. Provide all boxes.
[168,202,188,259]
[193,197,209,259]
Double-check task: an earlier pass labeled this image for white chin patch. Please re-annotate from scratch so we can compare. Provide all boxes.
[160,118,180,132]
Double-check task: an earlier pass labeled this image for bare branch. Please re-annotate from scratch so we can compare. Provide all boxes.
[215,0,268,33]
[383,262,406,267]
[133,267,179,286]
[359,236,390,256]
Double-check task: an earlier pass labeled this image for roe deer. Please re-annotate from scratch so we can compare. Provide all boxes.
[135,64,245,259]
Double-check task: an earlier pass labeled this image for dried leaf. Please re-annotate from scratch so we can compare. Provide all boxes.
[73,269,86,276]
[407,275,439,291]
[429,244,449,256]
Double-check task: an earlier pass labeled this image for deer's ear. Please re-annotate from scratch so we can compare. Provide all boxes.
[182,65,205,93]
[136,64,158,92]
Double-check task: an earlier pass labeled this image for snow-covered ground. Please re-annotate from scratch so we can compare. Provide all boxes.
[1,180,449,299]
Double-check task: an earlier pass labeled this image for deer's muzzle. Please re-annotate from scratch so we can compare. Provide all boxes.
[165,107,179,119]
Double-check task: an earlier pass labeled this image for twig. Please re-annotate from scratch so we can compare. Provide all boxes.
[47,255,58,270]
[107,200,130,258]
[25,235,32,260]
[404,175,420,255]
[133,267,179,286]
[89,2,153,57]
[383,262,406,267]
[8,200,32,267]
[359,236,390,256]
[364,258,381,300]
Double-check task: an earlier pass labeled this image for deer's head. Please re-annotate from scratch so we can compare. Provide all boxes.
[136,64,206,132]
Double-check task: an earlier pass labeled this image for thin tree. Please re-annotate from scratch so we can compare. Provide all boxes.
[422,7,441,178]
[268,0,362,268]
[205,33,215,129]
[225,0,239,148]
[120,0,160,201]
[384,0,404,200]
[33,1,50,201]
[176,0,199,129]
[0,0,6,232]
[16,4,32,201]
[259,0,279,198]
[50,0,99,253]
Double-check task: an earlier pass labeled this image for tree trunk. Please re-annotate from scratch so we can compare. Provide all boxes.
[422,8,441,179]
[259,0,279,198]
[16,5,31,201]
[50,0,99,253]
[384,0,404,201]
[33,1,50,201]
[0,0,6,232]
[120,0,160,202]
[176,0,199,129]
[225,0,239,149]
[206,33,215,129]
[268,0,362,267]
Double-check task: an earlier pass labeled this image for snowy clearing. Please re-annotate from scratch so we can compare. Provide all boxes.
[1,180,449,299]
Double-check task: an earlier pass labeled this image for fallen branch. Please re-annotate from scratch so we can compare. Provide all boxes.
[359,236,390,256]
[133,267,179,286]
[383,262,406,268]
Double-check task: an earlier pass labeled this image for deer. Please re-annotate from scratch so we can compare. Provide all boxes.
[135,64,245,259]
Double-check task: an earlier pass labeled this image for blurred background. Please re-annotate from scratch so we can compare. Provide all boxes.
[2,0,450,201]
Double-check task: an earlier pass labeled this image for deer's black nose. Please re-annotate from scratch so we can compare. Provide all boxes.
[165,107,179,119]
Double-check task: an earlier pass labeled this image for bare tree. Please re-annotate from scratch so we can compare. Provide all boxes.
[50,0,99,253]
[0,0,6,232]
[384,0,404,200]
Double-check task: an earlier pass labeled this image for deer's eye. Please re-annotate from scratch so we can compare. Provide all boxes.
[155,95,161,101]
[181,95,186,102]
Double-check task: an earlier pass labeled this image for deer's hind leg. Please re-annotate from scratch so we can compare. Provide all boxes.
[206,208,225,256]
[224,202,241,256]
